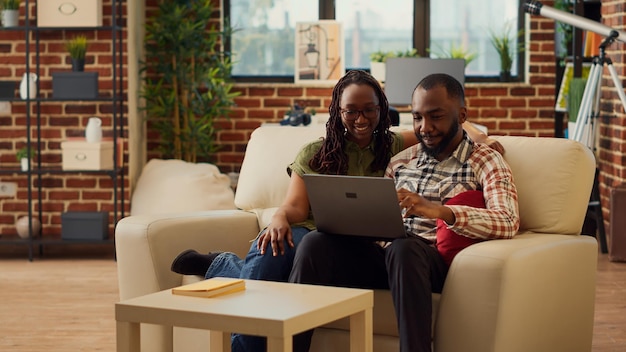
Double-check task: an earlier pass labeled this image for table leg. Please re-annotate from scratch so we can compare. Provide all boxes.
[116,321,140,352]
[209,330,231,352]
[267,336,290,352]
[349,307,373,352]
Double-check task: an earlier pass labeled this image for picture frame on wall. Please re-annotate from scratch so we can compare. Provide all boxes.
[295,21,344,85]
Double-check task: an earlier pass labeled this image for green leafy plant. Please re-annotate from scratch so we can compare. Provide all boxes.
[140,0,240,163]
[554,0,574,59]
[369,50,396,63]
[395,48,419,58]
[429,42,477,66]
[489,21,524,74]
[16,146,35,160]
[1,0,20,10]
[65,35,87,60]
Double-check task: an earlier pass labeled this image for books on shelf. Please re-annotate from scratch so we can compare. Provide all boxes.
[172,277,245,298]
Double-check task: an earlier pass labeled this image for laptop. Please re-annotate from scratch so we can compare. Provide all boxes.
[302,174,407,239]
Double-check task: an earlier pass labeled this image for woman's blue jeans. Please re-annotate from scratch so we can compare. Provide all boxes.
[204,226,312,352]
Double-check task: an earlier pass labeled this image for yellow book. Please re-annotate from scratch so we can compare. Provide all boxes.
[172,277,245,298]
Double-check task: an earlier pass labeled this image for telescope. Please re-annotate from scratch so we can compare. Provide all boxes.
[523,0,626,43]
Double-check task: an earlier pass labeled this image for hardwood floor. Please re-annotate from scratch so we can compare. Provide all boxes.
[0,251,624,351]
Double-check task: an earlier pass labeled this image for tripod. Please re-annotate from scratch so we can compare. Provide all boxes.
[568,31,626,254]
[570,31,626,149]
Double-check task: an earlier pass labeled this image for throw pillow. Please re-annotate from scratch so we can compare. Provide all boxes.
[436,190,485,267]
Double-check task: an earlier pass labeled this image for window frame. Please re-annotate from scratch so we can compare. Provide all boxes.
[225,0,525,83]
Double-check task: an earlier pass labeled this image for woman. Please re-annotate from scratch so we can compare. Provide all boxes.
[171,69,499,352]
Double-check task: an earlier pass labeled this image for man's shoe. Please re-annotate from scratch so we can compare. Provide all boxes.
[170,249,222,276]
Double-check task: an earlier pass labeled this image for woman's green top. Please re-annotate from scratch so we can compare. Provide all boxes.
[287,132,406,230]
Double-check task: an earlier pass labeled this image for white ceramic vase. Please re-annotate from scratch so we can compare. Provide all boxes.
[85,117,103,143]
[370,62,386,83]
[19,73,38,100]
[1,10,19,28]
[20,157,29,172]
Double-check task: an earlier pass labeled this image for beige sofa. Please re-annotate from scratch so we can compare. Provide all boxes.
[116,125,598,352]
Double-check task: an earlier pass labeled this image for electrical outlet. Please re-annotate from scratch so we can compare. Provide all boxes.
[0,182,18,197]
[0,102,10,115]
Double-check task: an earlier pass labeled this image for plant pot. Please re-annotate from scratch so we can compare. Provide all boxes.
[1,10,19,28]
[71,58,85,72]
[499,71,511,82]
[370,62,386,82]
[20,158,29,171]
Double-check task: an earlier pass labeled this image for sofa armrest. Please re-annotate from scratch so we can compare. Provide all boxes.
[435,232,598,352]
[115,210,260,300]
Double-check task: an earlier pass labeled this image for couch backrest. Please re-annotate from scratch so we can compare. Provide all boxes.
[236,126,596,235]
[494,136,595,235]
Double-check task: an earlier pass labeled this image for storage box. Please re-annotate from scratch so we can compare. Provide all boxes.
[62,140,114,170]
[0,81,16,99]
[37,0,103,27]
[61,211,108,240]
[52,72,99,99]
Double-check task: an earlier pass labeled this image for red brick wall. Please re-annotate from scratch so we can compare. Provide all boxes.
[0,0,128,238]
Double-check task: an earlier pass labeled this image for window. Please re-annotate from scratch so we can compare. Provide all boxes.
[226,0,524,81]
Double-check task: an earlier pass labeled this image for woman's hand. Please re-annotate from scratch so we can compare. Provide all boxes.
[257,218,293,256]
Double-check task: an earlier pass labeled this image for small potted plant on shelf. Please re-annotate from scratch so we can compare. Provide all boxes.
[16,146,35,172]
[1,0,20,28]
[52,35,98,99]
[489,21,524,82]
[65,35,87,72]
[369,50,396,83]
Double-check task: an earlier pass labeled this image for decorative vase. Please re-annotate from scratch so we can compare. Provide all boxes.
[15,216,41,239]
[20,157,29,171]
[1,10,19,28]
[85,117,103,143]
[19,72,38,100]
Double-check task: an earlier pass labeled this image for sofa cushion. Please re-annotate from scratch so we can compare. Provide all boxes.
[437,190,485,266]
[131,159,236,216]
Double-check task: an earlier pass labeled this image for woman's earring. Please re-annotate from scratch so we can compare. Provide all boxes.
[343,127,348,136]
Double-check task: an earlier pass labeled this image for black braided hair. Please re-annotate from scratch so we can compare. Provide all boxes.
[310,70,393,174]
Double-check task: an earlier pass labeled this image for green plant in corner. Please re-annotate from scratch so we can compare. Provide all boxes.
[140,0,240,163]
[489,21,524,77]
[395,48,419,58]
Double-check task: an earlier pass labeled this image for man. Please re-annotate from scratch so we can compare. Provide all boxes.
[288,73,520,352]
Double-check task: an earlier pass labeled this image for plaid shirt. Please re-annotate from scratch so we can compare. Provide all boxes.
[385,134,520,242]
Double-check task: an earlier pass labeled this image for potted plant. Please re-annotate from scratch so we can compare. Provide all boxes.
[1,0,19,28]
[369,50,396,82]
[428,42,477,68]
[140,0,239,162]
[369,49,419,83]
[65,35,87,72]
[16,146,35,172]
[489,21,524,81]
[52,35,98,99]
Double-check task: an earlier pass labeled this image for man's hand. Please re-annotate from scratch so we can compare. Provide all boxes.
[397,188,455,224]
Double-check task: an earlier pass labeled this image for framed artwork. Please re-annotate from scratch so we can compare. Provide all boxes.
[555,62,592,112]
[295,21,344,85]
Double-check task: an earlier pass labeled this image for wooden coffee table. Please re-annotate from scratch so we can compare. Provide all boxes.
[115,279,373,352]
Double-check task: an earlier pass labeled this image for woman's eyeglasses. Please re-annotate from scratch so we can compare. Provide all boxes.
[340,106,380,121]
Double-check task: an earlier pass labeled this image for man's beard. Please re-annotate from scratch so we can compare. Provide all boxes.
[417,121,460,158]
